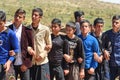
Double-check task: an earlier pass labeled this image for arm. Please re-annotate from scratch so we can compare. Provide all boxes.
[77,38,85,69]
[9,30,19,61]
[88,38,100,74]
[102,32,111,60]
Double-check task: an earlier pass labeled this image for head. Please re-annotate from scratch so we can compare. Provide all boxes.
[0,10,6,28]
[14,8,26,25]
[51,18,61,35]
[74,11,84,22]
[80,20,90,36]
[32,8,43,24]
[66,21,76,36]
[94,18,104,34]
[112,15,120,32]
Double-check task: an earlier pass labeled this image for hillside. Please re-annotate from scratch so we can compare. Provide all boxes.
[0,0,120,30]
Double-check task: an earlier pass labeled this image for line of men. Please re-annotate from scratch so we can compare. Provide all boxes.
[0,7,120,80]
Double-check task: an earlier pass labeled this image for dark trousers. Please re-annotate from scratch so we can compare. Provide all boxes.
[14,65,30,80]
[65,63,81,80]
[95,60,110,80]
[110,66,120,80]
[85,69,96,80]
[0,64,5,80]
[49,64,65,80]
[30,62,50,80]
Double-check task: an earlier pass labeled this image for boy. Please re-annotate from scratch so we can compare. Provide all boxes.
[78,20,100,80]
[48,18,66,80]
[91,18,110,80]
[29,8,52,80]
[9,8,34,80]
[74,11,84,35]
[0,10,19,80]
[102,15,120,80]
[64,21,85,80]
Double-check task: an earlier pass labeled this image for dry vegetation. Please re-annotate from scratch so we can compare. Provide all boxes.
[0,0,120,30]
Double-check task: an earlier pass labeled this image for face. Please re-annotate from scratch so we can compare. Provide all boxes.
[32,11,41,24]
[80,22,90,35]
[66,26,75,36]
[112,19,120,32]
[94,23,104,33]
[0,20,5,29]
[77,15,84,22]
[51,23,61,34]
[14,13,25,25]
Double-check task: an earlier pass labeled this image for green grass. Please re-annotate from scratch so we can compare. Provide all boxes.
[0,0,120,31]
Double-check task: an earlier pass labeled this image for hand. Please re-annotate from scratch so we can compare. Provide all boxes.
[64,69,69,76]
[63,54,73,63]
[9,50,15,56]
[88,68,95,75]
[80,69,85,79]
[104,50,110,60]
[94,52,103,63]
[78,57,83,63]
[28,49,35,56]
[4,60,12,72]
[20,65,27,72]
[44,45,52,51]
[35,55,42,62]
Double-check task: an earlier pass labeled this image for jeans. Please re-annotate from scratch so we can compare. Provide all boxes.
[0,64,5,80]
[110,66,120,80]
[30,62,50,80]
[85,69,96,80]
[14,65,30,80]
[49,64,65,80]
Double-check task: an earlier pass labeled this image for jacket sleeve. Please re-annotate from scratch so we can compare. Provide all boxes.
[91,38,100,69]
[9,30,19,61]
[77,38,85,69]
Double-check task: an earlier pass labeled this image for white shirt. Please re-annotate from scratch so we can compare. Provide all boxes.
[13,24,23,65]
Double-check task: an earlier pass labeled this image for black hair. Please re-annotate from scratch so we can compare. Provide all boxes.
[0,10,6,22]
[51,18,61,26]
[32,8,43,16]
[14,8,26,18]
[94,18,104,26]
[66,21,76,29]
[112,15,120,20]
[74,11,84,20]
[80,19,90,26]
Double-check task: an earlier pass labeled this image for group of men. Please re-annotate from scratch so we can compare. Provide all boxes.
[0,7,120,80]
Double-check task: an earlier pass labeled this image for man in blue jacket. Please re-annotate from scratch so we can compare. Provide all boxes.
[102,15,120,80]
[78,20,100,80]
[0,10,19,80]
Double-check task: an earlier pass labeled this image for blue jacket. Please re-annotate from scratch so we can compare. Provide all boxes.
[0,28,19,64]
[78,34,100,69]
[102,29,120,67]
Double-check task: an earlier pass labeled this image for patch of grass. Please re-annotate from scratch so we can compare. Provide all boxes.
[0,0,120,31]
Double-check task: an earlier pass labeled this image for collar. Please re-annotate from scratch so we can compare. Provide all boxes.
[13,24,22,32]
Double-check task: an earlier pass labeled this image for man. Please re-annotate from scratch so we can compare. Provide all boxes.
[74,11,84,35]
[9,8,34,80]
[0,10,19,80]
[102,15,120,80]
[78,20,100,80]
[91,18,110,80]
[29,8,52,80]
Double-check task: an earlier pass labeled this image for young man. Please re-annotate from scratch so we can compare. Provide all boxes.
[9,8,34,80]
[0,10,19,80]
[78,20,100,80]
[102,15,120,80]
[29,8,52,80]
[48,18,66,80]
[91,18,110,80]
[63,21,85,80]
[74,11,84,35]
